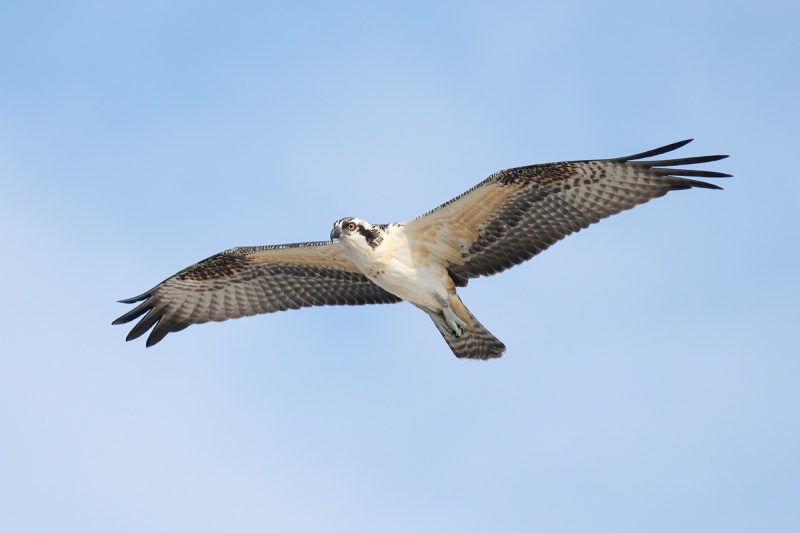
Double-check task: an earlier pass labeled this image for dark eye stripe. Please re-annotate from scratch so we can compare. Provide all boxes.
[356,224,383,249]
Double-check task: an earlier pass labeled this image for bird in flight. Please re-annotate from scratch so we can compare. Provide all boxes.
[113,139,729,359]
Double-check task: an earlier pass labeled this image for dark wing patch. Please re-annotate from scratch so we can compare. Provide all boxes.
[407,139,729,284]
[113,241,401,347]
[174,249,250,281]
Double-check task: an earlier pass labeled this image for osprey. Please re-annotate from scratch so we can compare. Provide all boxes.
[114,139,729,359]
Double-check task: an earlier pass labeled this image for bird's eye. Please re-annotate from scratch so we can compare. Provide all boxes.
[347,223,356,231]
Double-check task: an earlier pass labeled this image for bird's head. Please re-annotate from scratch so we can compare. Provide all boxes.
[330,217,384,250]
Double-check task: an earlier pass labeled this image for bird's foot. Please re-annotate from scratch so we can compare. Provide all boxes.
[442,307,467,338]
[427,307,468,338]
[430,314,452,337]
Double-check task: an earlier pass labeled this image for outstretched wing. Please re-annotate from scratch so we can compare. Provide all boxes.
[113,241,401,347]
[404,139,730,285]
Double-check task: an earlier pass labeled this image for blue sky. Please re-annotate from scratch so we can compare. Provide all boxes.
[1,1,798,531]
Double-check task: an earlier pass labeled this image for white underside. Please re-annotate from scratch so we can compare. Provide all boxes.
[368,259,448,311]
[340,224,450,313]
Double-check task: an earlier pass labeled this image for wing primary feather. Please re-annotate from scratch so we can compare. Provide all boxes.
[662,178,724,190]
[633,154,729,167]
[117,292,151,305]
[652,168,731,180]
[112,301,153,325]
[146,317,188,347]
[126,309,162,341]
[612,139,694,161]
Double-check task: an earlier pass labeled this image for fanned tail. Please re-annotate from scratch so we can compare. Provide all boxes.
[429,308,506,360]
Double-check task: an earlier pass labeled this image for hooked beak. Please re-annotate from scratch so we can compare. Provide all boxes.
[330,226,342,242]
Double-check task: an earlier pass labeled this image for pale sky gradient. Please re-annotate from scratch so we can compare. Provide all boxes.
[1,1,798,532]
